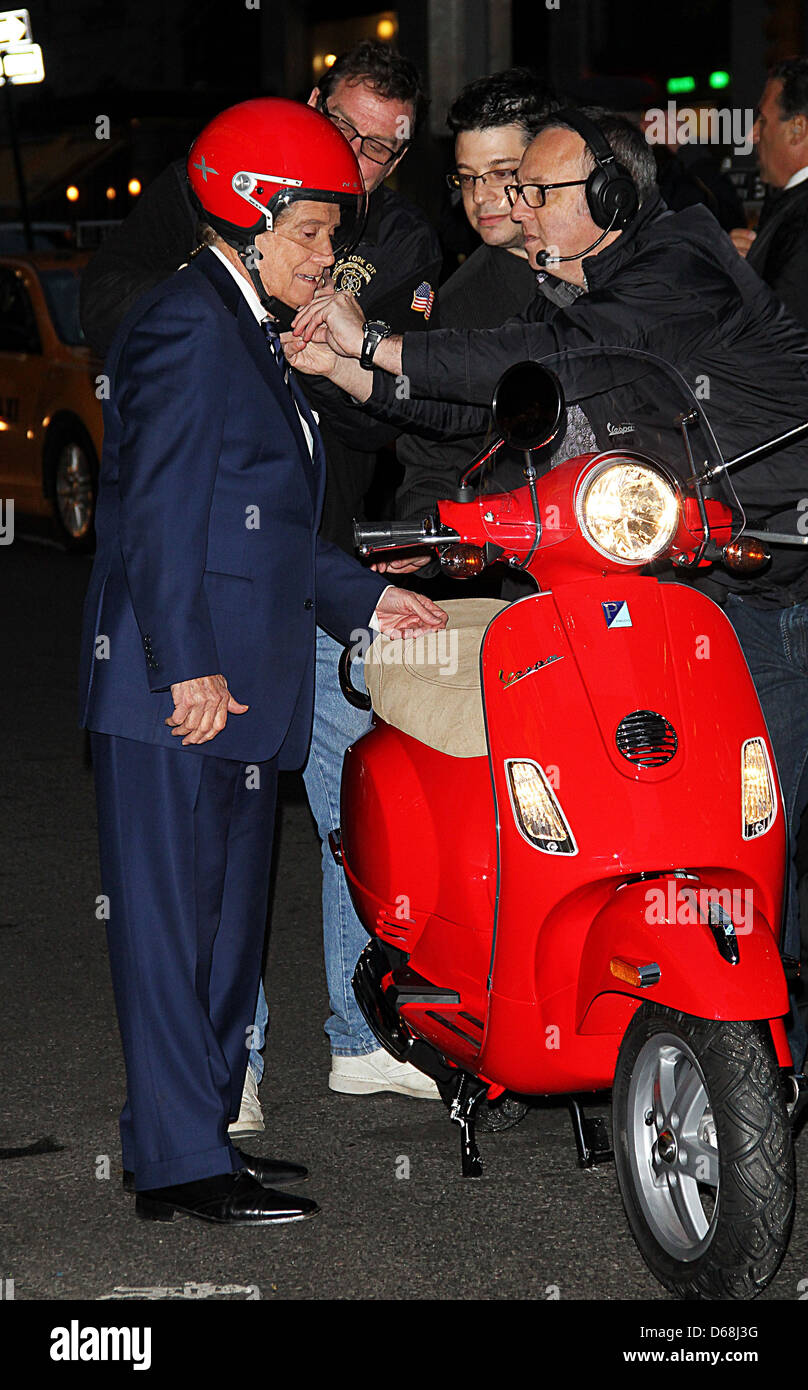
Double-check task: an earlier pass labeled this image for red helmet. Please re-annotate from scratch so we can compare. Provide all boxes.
[187,97,367,253]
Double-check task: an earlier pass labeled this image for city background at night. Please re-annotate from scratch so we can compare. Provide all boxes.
[2,1,807,245]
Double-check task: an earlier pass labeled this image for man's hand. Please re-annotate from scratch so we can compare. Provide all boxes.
[292,290,367,358]
[281,331,338,377]
[372,553,432,575]
[374,586,446,637]
[166,674,249,746]
[730,227,757,259]
[282,330,374,401]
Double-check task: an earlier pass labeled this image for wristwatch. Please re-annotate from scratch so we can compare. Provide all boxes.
[360,319,392,370]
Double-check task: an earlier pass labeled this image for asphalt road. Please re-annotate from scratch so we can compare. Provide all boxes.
[2,535,807,1326]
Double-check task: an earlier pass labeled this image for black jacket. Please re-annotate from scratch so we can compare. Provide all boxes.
[747,178,808,331]
[361,192,808,606]
[395,243,537,520]
[79,158,442,553]
[655,144,746,232]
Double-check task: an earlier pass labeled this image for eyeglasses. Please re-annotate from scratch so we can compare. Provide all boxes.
[446,167,518,192]
[504,179,588,209]
[320,99,407,166]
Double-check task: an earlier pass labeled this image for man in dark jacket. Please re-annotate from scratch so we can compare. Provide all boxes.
[80,41,444,1122]
[288,108,808,1066]
[731,57,808,329]
[389,69,556,586]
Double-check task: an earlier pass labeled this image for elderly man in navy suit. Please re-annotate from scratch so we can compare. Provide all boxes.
[78,99,445,1226]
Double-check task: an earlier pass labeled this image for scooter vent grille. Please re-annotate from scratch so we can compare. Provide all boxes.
[615,710,678,767]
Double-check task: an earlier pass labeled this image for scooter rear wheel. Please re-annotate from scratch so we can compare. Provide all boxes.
[612,1004,794,1300]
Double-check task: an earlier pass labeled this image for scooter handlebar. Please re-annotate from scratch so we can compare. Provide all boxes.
[353,516,459,555]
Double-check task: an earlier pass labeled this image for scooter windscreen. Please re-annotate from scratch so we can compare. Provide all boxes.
[477,346,745,555]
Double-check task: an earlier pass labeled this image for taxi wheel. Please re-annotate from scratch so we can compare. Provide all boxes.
[46,426,98,551]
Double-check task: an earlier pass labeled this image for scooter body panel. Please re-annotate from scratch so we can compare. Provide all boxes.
[471,578,787,1088]
[340,569,788,1095]
[340,726,496,1020]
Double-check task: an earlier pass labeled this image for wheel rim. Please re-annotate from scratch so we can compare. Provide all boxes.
[626,1031,719,1262]
[55,442,94,539]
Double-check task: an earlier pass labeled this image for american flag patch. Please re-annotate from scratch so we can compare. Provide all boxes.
[410,281,435,319]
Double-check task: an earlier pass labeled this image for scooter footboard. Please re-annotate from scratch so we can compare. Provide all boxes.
[576,877,789,1027]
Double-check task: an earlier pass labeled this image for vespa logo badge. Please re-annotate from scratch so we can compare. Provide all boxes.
[602,601,632,629]
[499,653,563,688]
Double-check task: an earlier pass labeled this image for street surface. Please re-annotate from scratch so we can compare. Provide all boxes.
[2,535,807,1306]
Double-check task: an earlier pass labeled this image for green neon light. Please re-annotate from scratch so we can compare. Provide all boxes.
[667,75,697,94]
[709,70,731,89]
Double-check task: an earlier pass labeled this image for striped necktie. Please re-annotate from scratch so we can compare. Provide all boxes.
[261,317,290,385]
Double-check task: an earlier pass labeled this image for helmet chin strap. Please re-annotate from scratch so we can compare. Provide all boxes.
[238,244,296,330]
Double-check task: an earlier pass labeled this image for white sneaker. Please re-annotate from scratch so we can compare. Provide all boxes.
[329,1048,441,1099]
[227,1067,265,1137]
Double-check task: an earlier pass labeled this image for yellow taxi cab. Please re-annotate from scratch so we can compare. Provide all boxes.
[0,252,102,550]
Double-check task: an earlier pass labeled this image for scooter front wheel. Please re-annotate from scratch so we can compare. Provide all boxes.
[612,1004,794,1300]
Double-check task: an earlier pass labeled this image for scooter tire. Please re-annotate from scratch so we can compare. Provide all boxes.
[612,1003,794,1301]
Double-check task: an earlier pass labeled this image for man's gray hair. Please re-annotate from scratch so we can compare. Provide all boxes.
[535,106,657,207]
[196,220,221,247]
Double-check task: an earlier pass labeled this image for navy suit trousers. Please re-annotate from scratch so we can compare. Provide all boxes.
[91,732,278,1189]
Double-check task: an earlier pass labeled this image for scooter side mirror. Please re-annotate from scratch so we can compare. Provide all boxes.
[492,361,567,456]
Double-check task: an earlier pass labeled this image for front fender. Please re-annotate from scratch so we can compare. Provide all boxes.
[576,878,788,1028]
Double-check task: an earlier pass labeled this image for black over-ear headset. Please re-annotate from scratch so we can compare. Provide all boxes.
[553,108,639,229]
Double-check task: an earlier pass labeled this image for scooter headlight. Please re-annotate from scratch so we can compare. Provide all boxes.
[506,760,577,855]
[741,737,777,839]
[577,457,679,565]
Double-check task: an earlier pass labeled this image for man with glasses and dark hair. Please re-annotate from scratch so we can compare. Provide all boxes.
[382,69,558,582]
[731,57,808,328]
[80,39,443,1127]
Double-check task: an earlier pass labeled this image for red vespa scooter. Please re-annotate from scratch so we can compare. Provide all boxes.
[334,348,804,1300]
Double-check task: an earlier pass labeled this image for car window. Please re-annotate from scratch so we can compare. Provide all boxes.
[0,267,41,353]
[39,269,86,347]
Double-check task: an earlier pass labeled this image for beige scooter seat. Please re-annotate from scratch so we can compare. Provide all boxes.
[364,597,509,758]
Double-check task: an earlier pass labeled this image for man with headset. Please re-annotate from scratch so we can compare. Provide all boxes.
[287,106,808,1070]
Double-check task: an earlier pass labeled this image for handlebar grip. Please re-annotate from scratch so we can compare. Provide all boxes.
[353,517,436,551]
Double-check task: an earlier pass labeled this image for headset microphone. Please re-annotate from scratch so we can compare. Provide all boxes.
[535,208,619,268]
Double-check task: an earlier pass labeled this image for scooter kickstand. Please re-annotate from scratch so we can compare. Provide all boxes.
[568,1096,614,1168]
[447,1074,488,1178]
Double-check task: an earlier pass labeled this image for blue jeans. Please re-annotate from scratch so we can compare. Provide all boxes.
[302,627,376,1055]
[724,594,808,1068]
[246,630,374,1080]
[248,980,268,1083]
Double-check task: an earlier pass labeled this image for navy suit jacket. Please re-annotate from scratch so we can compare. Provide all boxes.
[79,249,387,766]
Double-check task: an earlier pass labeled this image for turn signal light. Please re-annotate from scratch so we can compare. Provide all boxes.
[506,760,577,854]
[440,544,486,578]
[609,958,661,988]
[723,537,770,572]
[742,737,776,838]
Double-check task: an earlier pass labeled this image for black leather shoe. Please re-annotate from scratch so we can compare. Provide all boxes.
[134,1170,319,1224]
[236,1149,309,1187]
[123,1148,308,1193]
